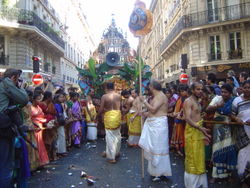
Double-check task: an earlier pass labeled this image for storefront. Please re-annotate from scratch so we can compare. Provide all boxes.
[191,62,250,81]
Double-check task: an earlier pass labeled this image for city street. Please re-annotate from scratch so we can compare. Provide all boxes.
[28,139,239,188]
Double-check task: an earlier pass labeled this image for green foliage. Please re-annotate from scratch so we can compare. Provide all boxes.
[87,58,96,79]
[118,57,152,89]
[77,58,111,98]
[77,57,152,97]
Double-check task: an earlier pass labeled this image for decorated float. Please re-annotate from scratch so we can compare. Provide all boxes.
[76,54,152,97]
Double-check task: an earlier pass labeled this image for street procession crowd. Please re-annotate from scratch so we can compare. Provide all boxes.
[0,68,250,188]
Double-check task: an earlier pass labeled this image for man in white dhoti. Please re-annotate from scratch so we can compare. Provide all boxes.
[139,80,172,181]
[98,82,121,164]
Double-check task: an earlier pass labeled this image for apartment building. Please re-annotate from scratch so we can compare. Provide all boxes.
[0,0,95,88]
[0,0,65,82]
[139,0,250,84]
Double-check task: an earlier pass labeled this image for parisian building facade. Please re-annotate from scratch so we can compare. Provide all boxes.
[94,18,133,65]
[139,0,250,84]
[0,0,95,87]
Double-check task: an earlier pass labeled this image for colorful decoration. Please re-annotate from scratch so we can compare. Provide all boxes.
[129,0,153,37]
[118,57,152,93]
[77,58,112,97]
[142,79,150,93]
[78,80,90,96]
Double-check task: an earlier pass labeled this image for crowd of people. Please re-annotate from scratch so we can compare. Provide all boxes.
[0,68,250,188]
[0,68,100,188]
[161,71,250,188]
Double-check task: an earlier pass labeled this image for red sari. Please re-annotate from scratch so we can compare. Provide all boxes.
[39,102,57,160]
[31,104,49,166]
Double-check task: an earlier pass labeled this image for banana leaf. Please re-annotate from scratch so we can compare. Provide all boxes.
[97,63,109,74]
[76,66,92,77]
[88,58,97,79]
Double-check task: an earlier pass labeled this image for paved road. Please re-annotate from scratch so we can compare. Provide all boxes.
[28,138,240,188]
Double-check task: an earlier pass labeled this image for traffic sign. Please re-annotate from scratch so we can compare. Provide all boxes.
[32,74,43,85]
[179,73,188,84]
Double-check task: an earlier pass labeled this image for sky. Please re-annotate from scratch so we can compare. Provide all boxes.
[83,0,152,50]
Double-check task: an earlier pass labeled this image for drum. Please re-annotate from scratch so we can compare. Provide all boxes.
[87,122,97,141]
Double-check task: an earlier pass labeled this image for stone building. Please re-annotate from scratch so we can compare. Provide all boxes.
[0,0,95,88]
[0,0,64,82]
[95,17,132,65]
[139,0,250,84]
[50,0,96,89]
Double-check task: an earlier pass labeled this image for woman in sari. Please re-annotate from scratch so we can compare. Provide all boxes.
[206,84,237,182]
[171,84,188,156]
[70,92,82,148]
[39,91,57,161]
[54,93,68,156]
[164,88,178,145]
[232,80,250,188]
[22,90,40,171]
[30,92,49,166]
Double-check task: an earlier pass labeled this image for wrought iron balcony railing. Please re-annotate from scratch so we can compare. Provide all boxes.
[0,7,65,49]
[228,48,243,59]
[160,2,250,53]
[0,55,9,65]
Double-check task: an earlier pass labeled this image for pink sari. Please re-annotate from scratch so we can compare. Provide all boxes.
[31,105,49,166]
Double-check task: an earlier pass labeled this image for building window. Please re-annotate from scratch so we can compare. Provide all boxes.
[229,32,241,50]
[207,0,218,22]
[209,35,221,61]
[229,32,242,59]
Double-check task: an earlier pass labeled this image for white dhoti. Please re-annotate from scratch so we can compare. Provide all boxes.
[57,126,67,153]
[128,136,140,146]
[139,116,172,177]
[105,128,121,160]
[184,172,208,188]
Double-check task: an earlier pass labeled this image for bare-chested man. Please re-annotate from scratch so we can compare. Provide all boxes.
[127,89,141,147]
[139,80,172,181]
[120,90,133,137]
[98,82,121,163]
[183,82,210,188]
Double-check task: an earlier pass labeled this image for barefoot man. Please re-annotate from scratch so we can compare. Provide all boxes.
[139,80,172,181]
[183,82,211,188]
[127,89,141,147]
[98,82,121,163]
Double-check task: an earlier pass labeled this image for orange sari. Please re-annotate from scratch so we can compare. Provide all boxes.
[171,97,186,151]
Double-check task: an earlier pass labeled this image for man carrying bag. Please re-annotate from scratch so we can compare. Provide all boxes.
[0,69,28,188]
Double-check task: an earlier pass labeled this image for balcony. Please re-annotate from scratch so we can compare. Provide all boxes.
[0,55,9,65]
[207,53,222,62]
[0,7,64,49]
[228,49,243,59]
[161,2,250,53]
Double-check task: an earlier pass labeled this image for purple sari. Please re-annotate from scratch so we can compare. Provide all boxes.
[71,101,82,145]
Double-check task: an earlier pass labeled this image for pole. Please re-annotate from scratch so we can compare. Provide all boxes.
[138,54,145,179]
[203,120,243,125]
